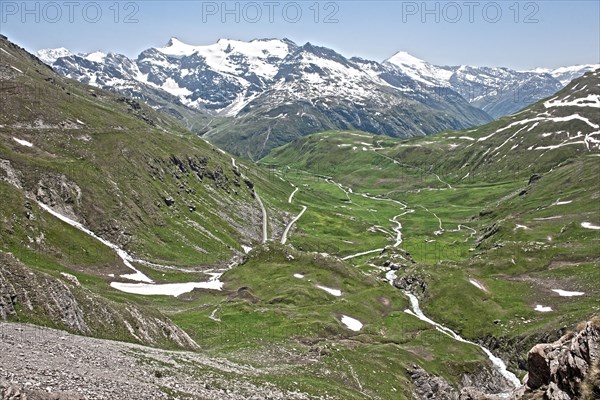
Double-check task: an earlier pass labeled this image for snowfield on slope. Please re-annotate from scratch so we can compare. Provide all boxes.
[110,278,223,297]
[13,137,33,147]
[581,222,600,230]
[552,289,584,297]
[316,285,342,297]
[340,315,363,331]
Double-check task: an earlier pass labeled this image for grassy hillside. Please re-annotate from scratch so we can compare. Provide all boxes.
[262,70,599,372]
[1,34,598,398]
[0,35,296,348]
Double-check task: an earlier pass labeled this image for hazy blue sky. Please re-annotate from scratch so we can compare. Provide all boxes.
[1,0,598,69]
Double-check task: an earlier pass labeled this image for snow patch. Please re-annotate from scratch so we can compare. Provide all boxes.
[85,51,107,63]
[316,285,342,297]
[340,315,363,331]
[552,289,584,297]
[469,279,486,292]
[534,305,553,312]
[110,280,223,297]
[581,222,600,230]
[552,199,572,206]
[293,273,304,279]
[544,94,600,109]
[533,216,562,221]
[13,137,33,147]
[161,77,192,97]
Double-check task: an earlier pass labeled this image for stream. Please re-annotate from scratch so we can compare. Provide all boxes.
[39,164,522,392]
[37,201,233,297]
[385,270,521,391]
[318,172,521,391]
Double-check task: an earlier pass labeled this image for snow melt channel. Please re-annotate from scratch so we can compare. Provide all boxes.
[37,201,231,296]
[36,202,152,283]
[402,290,521,388]
[381,268,519,388]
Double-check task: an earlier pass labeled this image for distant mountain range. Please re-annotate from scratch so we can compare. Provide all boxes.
[37,38,598,159]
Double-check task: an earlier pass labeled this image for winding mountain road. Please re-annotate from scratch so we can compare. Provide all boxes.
[255,191,268,243]
[281,206,307,245]
[232,156,268,243]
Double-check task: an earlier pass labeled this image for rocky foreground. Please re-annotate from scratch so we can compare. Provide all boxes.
[0,322,319,400]
[1,319,598,400]
[518,318,600,400]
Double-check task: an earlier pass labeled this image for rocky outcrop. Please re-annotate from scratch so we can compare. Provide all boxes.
[521,318,600,399]
[408,364,459,399]
[475,223,499,248]
[407,364,514,400]
[393,274,427,298]
[35,174,82,220]
[0,251,198,350]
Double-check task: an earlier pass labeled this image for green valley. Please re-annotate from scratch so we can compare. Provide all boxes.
[0,34,598,400]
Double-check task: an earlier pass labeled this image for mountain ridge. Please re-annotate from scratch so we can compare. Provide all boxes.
[37,37,597,159]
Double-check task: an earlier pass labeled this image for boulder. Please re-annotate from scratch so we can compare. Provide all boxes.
[526,344,551,389]
[163,196,175,206]
[523,319,600,398]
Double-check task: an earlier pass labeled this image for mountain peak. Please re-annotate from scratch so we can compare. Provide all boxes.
[84,51,107,63]
[157,37,197,56]
[36,47,73,64]
[166,37,185,47]
[386,51,427,67]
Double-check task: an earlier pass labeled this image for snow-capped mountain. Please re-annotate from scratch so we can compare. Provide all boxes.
[135,37,297,111]
[203,43,491,158]
[383,53,597,118]
[384,51,453,86]
[529,65,600,86]
[36,47,72,64]
[36,38,597,158]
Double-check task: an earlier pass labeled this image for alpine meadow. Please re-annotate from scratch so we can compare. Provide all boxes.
[0,1,599,399]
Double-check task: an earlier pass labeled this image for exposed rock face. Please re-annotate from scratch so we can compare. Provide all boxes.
[527,344,552,389]
[407,364,459,400]
[393,274,427,298]
[35,175,82,220]
[522,318,600,399]
[407,364,515,400]
[0,251,198,350]
[475,223,499,248]
[0,252,88,333]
